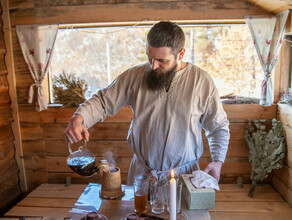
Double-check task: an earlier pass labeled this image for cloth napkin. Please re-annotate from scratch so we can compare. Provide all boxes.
[191,170,220,190]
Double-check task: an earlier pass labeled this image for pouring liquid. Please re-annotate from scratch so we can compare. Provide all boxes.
[67,156,97,176]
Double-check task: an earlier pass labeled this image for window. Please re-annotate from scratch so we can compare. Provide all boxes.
[49,24,263,103]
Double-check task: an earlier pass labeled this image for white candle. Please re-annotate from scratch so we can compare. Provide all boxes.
[170,169,176,220]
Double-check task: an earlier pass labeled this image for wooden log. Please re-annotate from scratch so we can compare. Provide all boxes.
[0,185,21,215]
[46,156,132,173]
[282,124,292,149]
[0,174,19,196]
[19,105,133,123]
[43,123,131,140]
[14,71,34,88]
[0,106,13,127]
[40,122,247,140]
[200,157,252,174]
[203,139,249,157]
[10,8,35,26]
[215,191,283,202]
[281,124,292,167]
[218,184,275,192]
[0,124,13,144]
[9,0,34,10]
[25,170,48,193]
[8,0,34,10]
[24,154,47,172]
[45,156,252,183]
[22,140,46,156]
[45,139,248,158]
[45,140,133,157]
[274,164,292,191]
[272,175,292,207]
[0,92,10,106]
[0,54,8,75]
[9,1,269,26]
[0,75,8,92]
[18,104,275,124]
[0,29,5,51]
[0,152,19,186]
[20,123,43,141]
[212,200,292,213]
[22,140,48,191]
[0,140,14,160]
[48,172,128,184]
[2,0,27,193]
[278,103,292,128]
[224,104,276,122]
[19,107,42,123]
[284,145,292,168]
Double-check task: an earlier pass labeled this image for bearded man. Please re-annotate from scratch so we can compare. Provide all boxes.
[64,21,230,184]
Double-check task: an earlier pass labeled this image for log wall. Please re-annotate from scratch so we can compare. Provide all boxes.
[0,0,21,215]
[5,0,279,193]
[18,104,277,191]
[274,104,292,207]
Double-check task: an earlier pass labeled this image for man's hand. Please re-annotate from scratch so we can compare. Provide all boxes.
[203,161,223,182]
[64,114,89,143]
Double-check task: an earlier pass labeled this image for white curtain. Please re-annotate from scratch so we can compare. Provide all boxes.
[16,24,59,111]
[245,10,289,106]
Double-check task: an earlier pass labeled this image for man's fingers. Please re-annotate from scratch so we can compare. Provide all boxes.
[83,127,90,142]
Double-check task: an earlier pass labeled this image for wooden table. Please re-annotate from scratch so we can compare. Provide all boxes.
[4,183,209,220]
[4,183,292,220]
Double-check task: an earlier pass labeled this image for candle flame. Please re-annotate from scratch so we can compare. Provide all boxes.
[171,169,175,178]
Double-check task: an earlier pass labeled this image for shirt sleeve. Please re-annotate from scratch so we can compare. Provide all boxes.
[200,89,230,163]
[73,69,133,128]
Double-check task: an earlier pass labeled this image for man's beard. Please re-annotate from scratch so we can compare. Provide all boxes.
[146,63,177,91]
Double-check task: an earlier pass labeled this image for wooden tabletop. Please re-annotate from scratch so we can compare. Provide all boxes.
[4,183,292,220]
[4,184,189,219]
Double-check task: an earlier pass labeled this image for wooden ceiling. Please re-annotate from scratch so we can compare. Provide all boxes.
[247,0,292,14]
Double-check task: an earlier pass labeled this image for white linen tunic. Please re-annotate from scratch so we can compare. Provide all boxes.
[75,63,230,184]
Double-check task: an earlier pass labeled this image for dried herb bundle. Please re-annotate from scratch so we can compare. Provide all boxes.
[220,93,259,104]
[53,72,88,107]
[245,119,286,197]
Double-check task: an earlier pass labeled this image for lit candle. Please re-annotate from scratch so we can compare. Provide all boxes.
[170,169,176,220]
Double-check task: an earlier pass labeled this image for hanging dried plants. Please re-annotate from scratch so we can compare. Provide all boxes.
[245,119,286,197]
[53,72,88,107]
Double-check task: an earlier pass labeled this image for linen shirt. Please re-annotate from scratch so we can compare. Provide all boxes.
[75,63,230,184]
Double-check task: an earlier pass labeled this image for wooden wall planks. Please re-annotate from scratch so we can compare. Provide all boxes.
[4,0,280,200]
[274,103,292,207]
[16,104,276,189]
[0,0,21,215]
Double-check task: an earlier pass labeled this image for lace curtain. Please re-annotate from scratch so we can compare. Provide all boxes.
[16,24,59,111]
[245,10,289,106]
